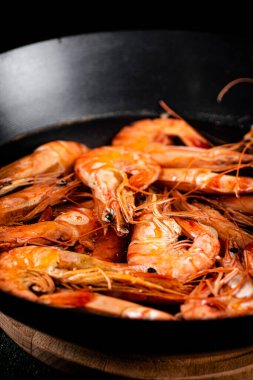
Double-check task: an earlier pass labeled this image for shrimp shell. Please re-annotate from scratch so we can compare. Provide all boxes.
[0,140,88,196]
[75,146,160,235]
[159,168,253,194]
[0,178,79,225]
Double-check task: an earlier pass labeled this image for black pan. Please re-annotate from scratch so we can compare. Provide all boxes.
[0,31,253,354]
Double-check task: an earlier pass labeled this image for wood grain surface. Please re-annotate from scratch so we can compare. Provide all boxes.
[1,311,253,379]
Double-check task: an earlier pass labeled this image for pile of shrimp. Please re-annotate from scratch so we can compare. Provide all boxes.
[0,116,253,321]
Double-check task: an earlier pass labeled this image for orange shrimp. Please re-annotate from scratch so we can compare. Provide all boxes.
[0,141,88,196]
[172,196,253,249]
[146,145,253,171]
[0,207,98,249]
[39,289,174,320]
[127,200,220,281]
[244,244,253,278]
[112,118,210,149]
[181,285,253,319]
[217,195,253,214]
[0,201,126,262]
[181,246,253,319]
[0,246,177,319]
[220,244,253,298]
[0,178,79,225]
[75,146,161,235]
[112,119,253,170]
[179,281,225,320]
[0,246,106,301]
[159,168,253,194]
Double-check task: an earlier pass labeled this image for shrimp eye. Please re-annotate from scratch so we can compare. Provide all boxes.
[147,267,157,273]
[229,247,239,254]
[178,235,187,241]
[103,209,115,223]
[138,194,146,201]
[104,213,114,223]
[56,179,67,186]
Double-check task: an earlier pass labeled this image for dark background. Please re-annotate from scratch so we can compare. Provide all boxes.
[0,5,253,53]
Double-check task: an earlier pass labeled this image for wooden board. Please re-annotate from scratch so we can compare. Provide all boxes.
[1,311,253,379]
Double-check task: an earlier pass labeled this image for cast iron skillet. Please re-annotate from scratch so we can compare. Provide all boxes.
[0,31,253,354]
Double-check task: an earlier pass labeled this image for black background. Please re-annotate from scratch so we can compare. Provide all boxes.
[1,5,253,53]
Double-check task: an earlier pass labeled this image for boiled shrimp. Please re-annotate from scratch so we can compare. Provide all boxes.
[217,195,253,214]
[0,246,186,312]
[179,280,223,319]
[197,196,253,228]
[75,146,160,235]
[145,146,253,171]
[112,118,210,149]
[0,245,105,300]
[0,178,79,225]
[181,243,253,319]
[181,277,253,320]
[172,196,253,249]
[127,199,220,281]
[39,289,175,320]
[0,207,98,249]
[112,119,253,170]
[0,141,88,196]
[159,168,253,194]
[0,245,174,320]
[244,244,253,278]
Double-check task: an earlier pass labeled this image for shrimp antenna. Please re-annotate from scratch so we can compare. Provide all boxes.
[159,100,183,120]
[217,78,253,103]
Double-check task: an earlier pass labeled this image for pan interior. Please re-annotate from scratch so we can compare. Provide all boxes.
[0,113,253,352]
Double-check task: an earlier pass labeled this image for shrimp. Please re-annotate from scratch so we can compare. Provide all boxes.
[0,208,98,249]
[172,196,253,249]
[0,246,105,300]
[217,195,253,214]
[0,246,183,317]
[181,245,253,319]
[39,289,175,320]
[159,168,253,194]
[220,243,253,298]
[179,281,224,320]
[146,146,253,171]
[0,201,126,262]
[0,141,88,196]
[0,178,79,225]
[75,146,161,235]
[127,200,220,281]
[0,245,174,319]
[112,119,253,170]
[244,244,253,278]
[112,118,210,149]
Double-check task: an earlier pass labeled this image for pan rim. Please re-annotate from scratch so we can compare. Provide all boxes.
[0,29,246,55]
